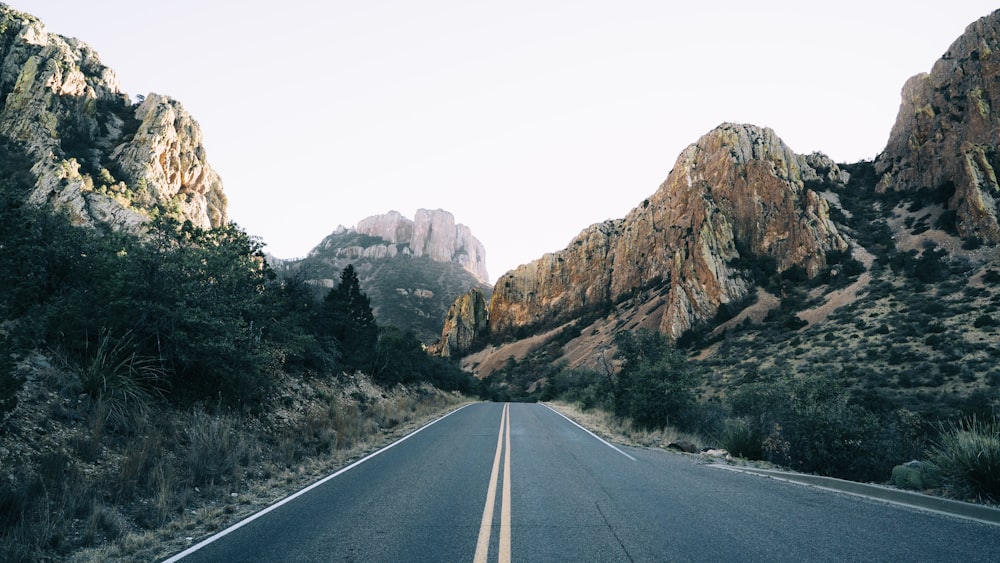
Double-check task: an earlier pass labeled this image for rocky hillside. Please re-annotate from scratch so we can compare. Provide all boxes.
[446,9,1000,383]
[277,209,491,344]
[0,3,226,231]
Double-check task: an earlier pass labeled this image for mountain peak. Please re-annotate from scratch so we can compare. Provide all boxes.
[0,3,226,231]
[470,122,847,360]
[353,208,489,283]
[877,9,1000,243]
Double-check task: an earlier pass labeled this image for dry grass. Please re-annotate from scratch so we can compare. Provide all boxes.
[545,400,706,450]
[0,360,472,563]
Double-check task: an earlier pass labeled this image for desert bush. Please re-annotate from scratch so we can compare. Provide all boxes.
[0,343,21,421]
[974,314,996,328]
[548,368,609,410]
[929,415,1000,501]
[184,410,248,486]
[612,330,699,430]
[728,374,911,481]
[719,416,763,459]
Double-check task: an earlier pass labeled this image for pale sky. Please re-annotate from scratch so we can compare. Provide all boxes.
[15,1,1000,283]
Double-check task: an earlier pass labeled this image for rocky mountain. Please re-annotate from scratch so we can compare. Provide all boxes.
[876,11,1000,244]
[483,123,847,340]
[0,3,226,231]
[353,209,489,284]
[443,9,1000,381]
[277,209,491,344]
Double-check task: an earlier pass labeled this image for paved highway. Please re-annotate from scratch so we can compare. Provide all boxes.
[166,402,1000,562]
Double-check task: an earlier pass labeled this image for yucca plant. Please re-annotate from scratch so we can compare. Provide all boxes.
[720,416,763,460]
[929,415,1000,501]
[77,330,166,428]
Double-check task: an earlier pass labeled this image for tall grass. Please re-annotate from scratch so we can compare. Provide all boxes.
[184,410,249,486]
[929,415,1000,501]
[1,369,468,563]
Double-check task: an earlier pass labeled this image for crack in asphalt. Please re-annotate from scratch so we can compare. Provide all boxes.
[595,500,634,562]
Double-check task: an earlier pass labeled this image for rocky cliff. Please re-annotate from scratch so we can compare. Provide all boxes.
[353,209,489,284]
[435,287,489,357]
[483,123,847,345]
[876,9,1000,243]
[0,4,226,230]
[439,8,1000,378]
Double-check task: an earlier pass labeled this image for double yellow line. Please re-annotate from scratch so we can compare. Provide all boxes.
[474,403,511,563]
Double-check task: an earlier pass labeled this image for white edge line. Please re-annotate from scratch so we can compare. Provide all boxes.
[708,464,1000,528]
[162,402,476,562]
[542,404,636,461]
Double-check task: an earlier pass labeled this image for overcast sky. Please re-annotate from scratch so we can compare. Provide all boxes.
[16,1,1000,283]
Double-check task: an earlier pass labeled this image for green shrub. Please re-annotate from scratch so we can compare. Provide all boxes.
[890,460,942,490]
[929,415,1000,501]
[719,416,762,459]
[728,374,903,481]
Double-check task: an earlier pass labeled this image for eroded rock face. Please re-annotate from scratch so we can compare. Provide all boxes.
[437,287,489,357]
[485,123,847,344]
[110,94,226,228]
[0,5,226,230]
[356,209,489,283]
[876,9,1000,242]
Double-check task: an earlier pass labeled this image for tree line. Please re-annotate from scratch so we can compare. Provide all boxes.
[0,159,475,418]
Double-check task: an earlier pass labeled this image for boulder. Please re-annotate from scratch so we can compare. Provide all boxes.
[890,460,943,490]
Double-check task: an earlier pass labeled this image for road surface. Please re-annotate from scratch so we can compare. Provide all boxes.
[166,402,1000,562]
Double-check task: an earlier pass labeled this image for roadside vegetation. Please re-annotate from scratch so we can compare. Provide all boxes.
[507,326,999,504]
[0,140,476,562]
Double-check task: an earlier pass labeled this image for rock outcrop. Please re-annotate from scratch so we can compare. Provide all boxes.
[436,287,489,357]
[876,9,1000,242]
[483,123,847,345]
[0,4,226,230]
[354,209,489,284]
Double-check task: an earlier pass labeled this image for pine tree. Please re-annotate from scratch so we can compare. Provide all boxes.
[321,265,378,373]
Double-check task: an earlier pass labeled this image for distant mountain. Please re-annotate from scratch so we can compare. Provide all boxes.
[275,209,491,344]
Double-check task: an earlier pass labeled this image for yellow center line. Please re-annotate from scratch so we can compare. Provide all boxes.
[474,403,511,563]
[499,403,512,562]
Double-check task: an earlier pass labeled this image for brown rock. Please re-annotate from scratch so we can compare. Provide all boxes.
[437,287,489,357]
[876,9,1000,243]
[484,123,846,346]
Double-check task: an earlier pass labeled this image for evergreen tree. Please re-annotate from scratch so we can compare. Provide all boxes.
[611,329,698,430]
[321,265,378,373]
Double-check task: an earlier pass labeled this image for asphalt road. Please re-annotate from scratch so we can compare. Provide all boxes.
[166,402,1000,562]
